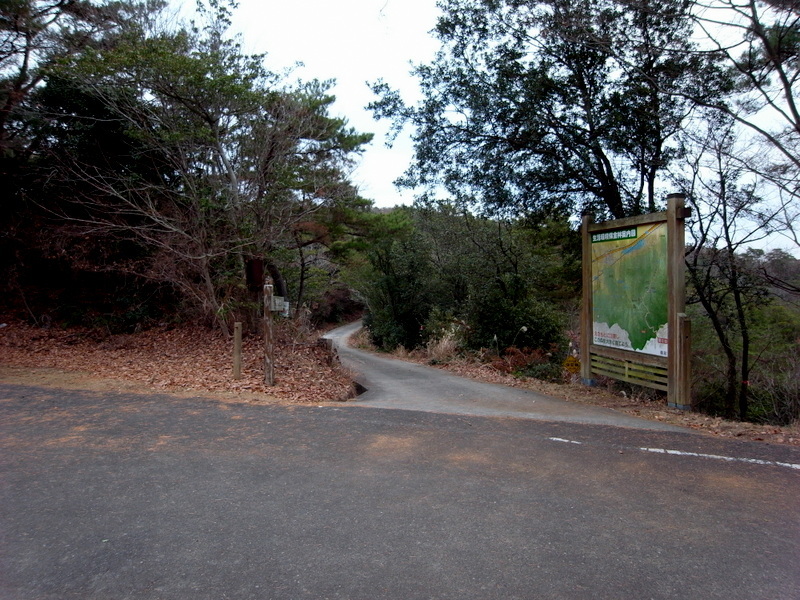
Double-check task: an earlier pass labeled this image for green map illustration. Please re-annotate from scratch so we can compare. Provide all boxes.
[591,223,668,355]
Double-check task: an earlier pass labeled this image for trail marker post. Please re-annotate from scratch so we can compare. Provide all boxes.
[233,322,242,380]
[264,282,275,386]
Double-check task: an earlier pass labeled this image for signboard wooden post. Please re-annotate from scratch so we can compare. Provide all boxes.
[667,195,691,409]
[581,194,691,409]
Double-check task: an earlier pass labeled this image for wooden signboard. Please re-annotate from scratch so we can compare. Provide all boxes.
[580,194,691,409]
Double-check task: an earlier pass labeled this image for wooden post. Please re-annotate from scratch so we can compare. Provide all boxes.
[580,214,595,385]
[675,313,692,409]
[233,322,242,380]
[263,283,275,386]
[667,194,691,409]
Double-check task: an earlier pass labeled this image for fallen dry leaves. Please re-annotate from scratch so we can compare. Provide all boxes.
[0,318,355,404]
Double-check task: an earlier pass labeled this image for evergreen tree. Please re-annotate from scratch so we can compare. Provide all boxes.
[370,0,723,219]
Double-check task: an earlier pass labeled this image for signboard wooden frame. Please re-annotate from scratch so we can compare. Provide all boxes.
[580,194,691,409]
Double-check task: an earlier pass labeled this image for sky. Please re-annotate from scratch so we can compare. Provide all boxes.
[227,0,442,207]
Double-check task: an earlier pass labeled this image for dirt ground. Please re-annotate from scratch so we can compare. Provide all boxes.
[1,318,797,447]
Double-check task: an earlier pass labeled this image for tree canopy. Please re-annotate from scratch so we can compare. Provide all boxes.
[0,0,373,334]
[370,0,725,219]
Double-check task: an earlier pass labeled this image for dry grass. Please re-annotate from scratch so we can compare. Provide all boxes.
[349,326,377,351]
[426,334,460,363]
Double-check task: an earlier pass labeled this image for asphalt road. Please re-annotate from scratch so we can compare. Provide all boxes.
[1,377,799,599]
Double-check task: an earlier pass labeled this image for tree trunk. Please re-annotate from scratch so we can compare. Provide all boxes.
[266,261,289,299]
[201,258,230,339]
[296,244,307,311]
[687,261,739,418]
[724,350,738,419]
[734,285,751,421]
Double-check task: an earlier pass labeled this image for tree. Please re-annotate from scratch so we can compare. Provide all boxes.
[679,116,777,420]
[353,205,574,358]
[356,208,435,350]
[688,0,800,244]
[755,247,800,298]
[0,0,167,325]
[0,0,159,160]
[29,0,372,334]
[369,0,719,219]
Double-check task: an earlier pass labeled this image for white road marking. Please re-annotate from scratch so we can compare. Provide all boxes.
[638,447,800,470]
[546,437,800,470]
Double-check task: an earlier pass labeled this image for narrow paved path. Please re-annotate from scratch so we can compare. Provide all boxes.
[326,321,686,432]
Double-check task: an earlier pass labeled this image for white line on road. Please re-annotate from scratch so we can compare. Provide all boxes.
[546,437,800,470]
[638,447,800,470]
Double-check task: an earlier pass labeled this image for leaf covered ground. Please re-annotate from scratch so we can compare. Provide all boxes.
[0,318,355,404]
[1,318,797,447]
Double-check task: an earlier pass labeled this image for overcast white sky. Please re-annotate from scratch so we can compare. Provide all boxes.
[227,0,441,207]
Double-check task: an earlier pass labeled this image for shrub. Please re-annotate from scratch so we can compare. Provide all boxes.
[464,276,566,353]
[690,301,800,424]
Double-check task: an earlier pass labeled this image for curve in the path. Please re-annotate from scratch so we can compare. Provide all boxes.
[325,321,688,432]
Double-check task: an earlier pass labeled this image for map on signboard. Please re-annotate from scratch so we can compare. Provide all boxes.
[591,223,668,356]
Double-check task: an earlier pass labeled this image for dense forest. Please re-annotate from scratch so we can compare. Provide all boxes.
[2,0,799,423]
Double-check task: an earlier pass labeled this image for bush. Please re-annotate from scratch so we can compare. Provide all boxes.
[363,310,418,351]
[690,301,800,424]
[748,355,800,425]
[464,276,566,353]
